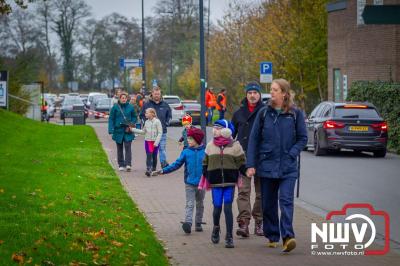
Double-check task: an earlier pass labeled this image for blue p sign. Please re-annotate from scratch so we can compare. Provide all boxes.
[260,62,272,75]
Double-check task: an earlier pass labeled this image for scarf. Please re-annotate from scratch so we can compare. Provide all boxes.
[213,136,232,147]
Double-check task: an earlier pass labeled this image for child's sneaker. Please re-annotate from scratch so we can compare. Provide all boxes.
[145,170,151,177]
[282,237,296,252]
[225,234,234,248]
[211,226,220,244]
[126,165,131,171]
[267,241,279,248]
[195,223,203,232]
[119,166,125,171]
[181,222,191,234]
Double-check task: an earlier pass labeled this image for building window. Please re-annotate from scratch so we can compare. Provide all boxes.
[334,69,342,102]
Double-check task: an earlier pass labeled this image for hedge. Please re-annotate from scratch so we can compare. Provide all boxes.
[348,81,400,153]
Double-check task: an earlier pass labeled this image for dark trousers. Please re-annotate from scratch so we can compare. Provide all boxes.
[145,141,159,171]
[260,177,296,242]
[218,109,225,120]
[116,141,132,167]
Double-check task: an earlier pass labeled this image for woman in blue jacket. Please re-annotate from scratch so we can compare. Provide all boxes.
[246,79,307,253]
[108,91,137,171]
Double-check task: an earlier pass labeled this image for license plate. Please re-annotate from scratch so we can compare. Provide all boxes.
[349,126,368,132]
[191,113,200,116]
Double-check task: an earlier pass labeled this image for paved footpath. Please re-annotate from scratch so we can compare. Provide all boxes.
[92,123,400,266]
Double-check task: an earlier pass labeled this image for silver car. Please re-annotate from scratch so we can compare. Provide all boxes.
[163,95,185,125]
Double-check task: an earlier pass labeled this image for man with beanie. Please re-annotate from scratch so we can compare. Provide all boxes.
[155,127,206,234]
[232,81,265,237]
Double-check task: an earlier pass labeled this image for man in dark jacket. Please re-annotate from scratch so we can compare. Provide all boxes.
[232,81,265,238]
[140,86,172,167]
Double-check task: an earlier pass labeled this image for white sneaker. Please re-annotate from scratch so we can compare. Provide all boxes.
[126,165,131,171]
[119,167,125,171]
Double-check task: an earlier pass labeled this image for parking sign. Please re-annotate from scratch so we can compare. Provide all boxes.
[260,62,273,83]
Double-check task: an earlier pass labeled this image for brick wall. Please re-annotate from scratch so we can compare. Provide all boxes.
[327,0,400,101]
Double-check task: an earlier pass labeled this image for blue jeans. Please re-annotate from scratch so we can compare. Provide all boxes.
[260,177,296,242]
[218,109,225,120]
[207,107,214,124]
[159,133,167,164]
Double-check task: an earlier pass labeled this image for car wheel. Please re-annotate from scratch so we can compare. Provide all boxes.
[313,133,326,156]
[373,149,386,158]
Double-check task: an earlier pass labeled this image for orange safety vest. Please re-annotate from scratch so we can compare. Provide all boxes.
[216,93,226,111]
[205,90,216,108]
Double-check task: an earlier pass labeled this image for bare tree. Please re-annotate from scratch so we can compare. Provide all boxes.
[51,0,90,88]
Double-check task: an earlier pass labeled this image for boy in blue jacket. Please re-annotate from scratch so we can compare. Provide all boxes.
[154,127,206,234]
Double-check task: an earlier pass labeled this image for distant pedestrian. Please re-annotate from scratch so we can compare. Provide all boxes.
[155,128,206,234]
[178,114,194,149]
[205,87,217,125]
[112,89,122,105]
[232,81,265,238]
[132,108,163,176]
[203,119,247,248]
[108,91,137,172]
[246,79,307,252]
[140,86,172,168]
[216,89,227,120]
[130,94,142,129]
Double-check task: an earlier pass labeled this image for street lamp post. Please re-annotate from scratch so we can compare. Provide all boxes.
[141,0,147,94]
[199,0,206,136]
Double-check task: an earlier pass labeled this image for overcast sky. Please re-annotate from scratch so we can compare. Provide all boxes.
[84,0,259,23]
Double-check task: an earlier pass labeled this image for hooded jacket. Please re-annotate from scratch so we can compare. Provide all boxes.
[162,145,205,186]
[246,105,307,179]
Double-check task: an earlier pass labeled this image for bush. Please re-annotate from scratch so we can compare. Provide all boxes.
[348,81,400,153]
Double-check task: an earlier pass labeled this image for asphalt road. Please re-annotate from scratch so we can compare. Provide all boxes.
[167,126,400,246]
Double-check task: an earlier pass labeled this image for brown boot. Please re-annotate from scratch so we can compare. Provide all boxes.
[236,220,249,237]
[254,220,264,236]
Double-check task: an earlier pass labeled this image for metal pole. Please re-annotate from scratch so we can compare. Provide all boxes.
[169,14,173,95]
[206,0,210,81]
[141,0,147,93]
[199,0,206,137]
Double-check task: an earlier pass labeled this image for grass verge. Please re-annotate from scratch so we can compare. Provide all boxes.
[0,109,168,265]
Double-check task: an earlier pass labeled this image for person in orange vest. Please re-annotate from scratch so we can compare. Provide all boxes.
[205,87,216,125]
[216,89,227,120]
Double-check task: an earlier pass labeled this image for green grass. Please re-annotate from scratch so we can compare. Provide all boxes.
[0,109,168,265]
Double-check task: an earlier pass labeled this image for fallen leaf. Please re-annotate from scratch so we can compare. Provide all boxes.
[88,229,106,239]
[0,188,4,193]
[139,251,147,257]
[111,240,123,247]
[85,241,99,251]
[0,240,4,245]
[12,253,25,263]
[12,195,16,199]
[42,260,55,266]
[71,210,89,218]
[69,261,87,266]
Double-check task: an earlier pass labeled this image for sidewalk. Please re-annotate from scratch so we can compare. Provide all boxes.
[92,123,400,266]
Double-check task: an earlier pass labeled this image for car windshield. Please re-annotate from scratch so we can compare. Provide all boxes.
[97,98,111,106]
[63,98,82,106]
[164,98,180,104]
[334,107,380,119]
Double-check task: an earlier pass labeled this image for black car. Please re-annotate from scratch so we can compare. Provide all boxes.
[306,102,388,157]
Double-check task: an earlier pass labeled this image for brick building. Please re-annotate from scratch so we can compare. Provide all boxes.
[327,0,400,101]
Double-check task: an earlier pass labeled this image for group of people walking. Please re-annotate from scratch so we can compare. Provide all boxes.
[108,79,307,252]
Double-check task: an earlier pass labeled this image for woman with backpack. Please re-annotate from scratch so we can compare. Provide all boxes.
[246,79,307,253]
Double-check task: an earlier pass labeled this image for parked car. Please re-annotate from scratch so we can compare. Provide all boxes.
[163,95,185,125]
[80,94,88,105]
[261,93,271,104]
[87,92,107,109]
[306,102,388,157]
[182,101,201,125]
[94,98,113,119]
[60,96,84,120]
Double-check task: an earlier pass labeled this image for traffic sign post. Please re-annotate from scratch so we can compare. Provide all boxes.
[260,62,273,83]
[0,70,8,109]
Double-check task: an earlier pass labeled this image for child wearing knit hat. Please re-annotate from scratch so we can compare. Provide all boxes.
[154,127,206,234]
[203,119,247,248]
[178,114,194,149]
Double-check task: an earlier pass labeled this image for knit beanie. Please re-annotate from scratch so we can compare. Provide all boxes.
[187,127,205,145]
[245,81,261,94]
[213,119,235,138]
